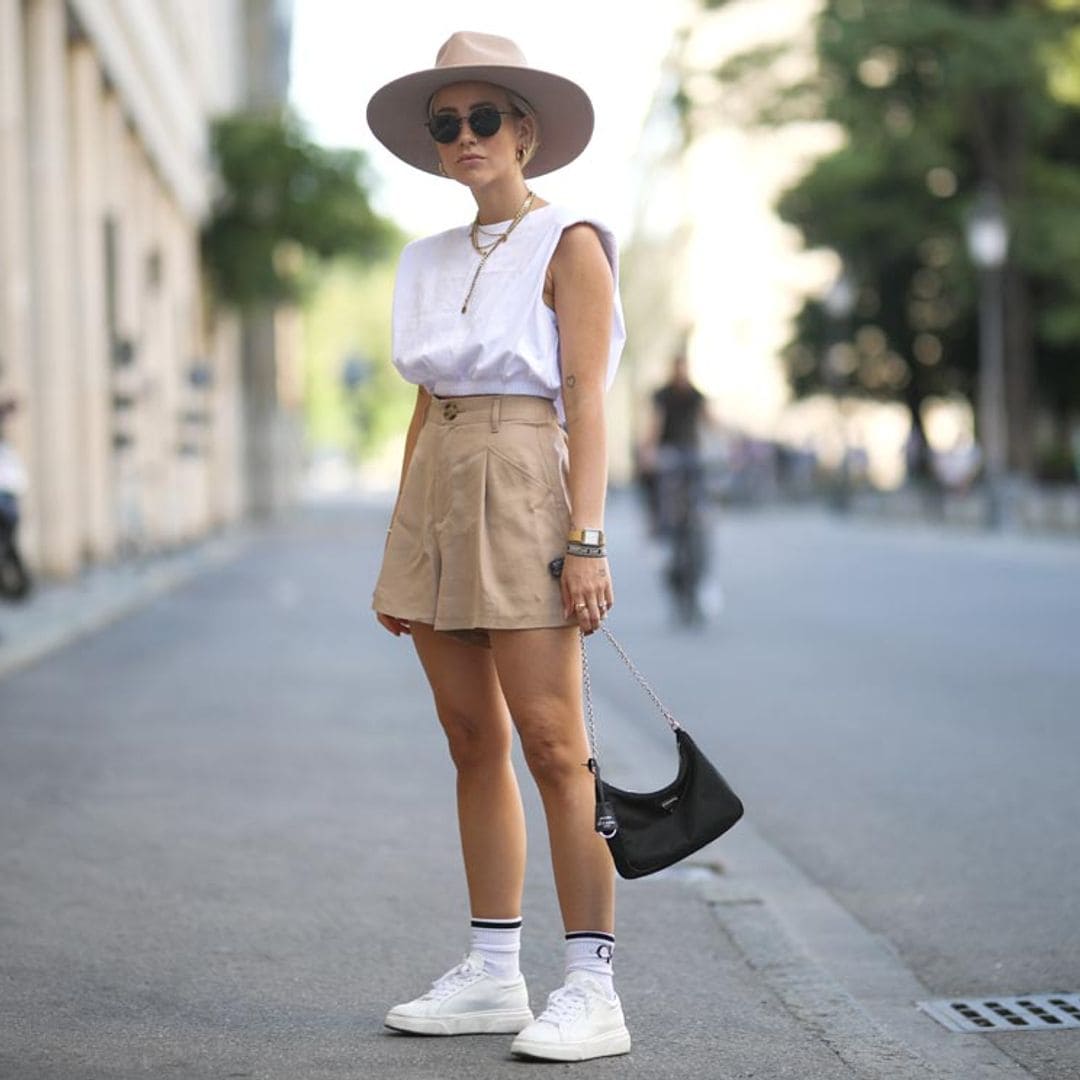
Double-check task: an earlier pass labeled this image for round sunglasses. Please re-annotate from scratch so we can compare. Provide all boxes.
[425,106,519,144]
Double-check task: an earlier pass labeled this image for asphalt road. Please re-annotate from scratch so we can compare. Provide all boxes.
[602,494,1080,1080]
[2,493,1078,1079]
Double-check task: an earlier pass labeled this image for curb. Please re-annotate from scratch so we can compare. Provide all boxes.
[595,684,1036,1080]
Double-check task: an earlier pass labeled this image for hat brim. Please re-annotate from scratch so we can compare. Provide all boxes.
[366,64,595,179]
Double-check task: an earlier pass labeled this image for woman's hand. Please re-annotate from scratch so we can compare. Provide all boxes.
[376,612,413,637]
[561,554,614,634]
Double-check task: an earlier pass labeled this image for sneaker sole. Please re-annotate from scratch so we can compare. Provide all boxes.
[511,1026,631,1061]
[385,1007,535,1036]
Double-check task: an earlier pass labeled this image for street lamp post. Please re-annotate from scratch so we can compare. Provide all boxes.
[964,186,1010,528]
[341,352,373,460]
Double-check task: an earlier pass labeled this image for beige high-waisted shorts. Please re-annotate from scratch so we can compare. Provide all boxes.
[372,394,577,646]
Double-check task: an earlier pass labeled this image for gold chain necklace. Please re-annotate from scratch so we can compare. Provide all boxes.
[461,190,536,314]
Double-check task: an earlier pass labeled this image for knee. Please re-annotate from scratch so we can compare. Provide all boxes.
[438,707,510,772]
[518,716,586,793]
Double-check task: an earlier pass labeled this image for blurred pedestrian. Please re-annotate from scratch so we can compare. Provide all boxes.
[0,398,31,601]
[366,31,630,1061]
[650,353,708,456]
[638,353,708,536]
[638,354,719,623]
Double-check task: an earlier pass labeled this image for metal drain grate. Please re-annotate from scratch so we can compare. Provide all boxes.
[919,993,1080,1033]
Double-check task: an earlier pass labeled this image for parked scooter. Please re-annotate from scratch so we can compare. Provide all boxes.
[0,398,31,601]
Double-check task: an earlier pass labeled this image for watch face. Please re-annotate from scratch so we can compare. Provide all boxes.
[572,528,603,546]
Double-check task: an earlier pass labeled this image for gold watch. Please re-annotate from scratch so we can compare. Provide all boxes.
[567,527,605,546]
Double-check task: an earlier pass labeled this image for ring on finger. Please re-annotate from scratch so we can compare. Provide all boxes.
[575,601,587,611]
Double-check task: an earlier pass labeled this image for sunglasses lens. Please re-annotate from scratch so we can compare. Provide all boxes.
[468,107,503,138]
[429,115,461,143]
[428,107,507,143]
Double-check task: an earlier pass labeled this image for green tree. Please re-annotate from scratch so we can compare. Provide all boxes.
[699,0,1080,479]
[202,109,398,307]
[302,256,415,465]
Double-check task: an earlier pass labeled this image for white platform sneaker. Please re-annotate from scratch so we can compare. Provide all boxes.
[384,952,534,1036]
[510,971,631,1061]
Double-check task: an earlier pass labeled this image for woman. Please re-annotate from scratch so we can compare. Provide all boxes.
[366,32,629,1062]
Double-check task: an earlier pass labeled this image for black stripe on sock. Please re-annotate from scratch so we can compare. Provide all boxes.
[565,930,615,942]
[471,918,523,930]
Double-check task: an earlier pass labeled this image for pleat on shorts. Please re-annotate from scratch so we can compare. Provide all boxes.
[372,394,576,646]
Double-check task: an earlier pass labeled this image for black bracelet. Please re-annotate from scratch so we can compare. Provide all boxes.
[566,541,607,558]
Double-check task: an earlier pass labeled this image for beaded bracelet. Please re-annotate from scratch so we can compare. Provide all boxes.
[566,541,607,559]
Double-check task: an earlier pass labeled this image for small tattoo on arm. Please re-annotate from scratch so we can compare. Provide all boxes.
[565,374,577,389]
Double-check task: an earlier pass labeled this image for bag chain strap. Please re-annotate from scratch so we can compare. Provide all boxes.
[580,626,682,765]
[580,630,601,762]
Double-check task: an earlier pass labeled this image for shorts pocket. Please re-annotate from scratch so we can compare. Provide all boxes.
[488,416,558,494]
[486,445,553,500]
[481,446,561,607]
[532,422,570,503]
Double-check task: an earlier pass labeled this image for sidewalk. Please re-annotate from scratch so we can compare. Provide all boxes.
[0,495,1037,1080]
[846,483,1080,536]
[0,525,252,682]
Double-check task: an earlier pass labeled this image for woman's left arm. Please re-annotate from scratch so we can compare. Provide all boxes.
[550,223,615,633]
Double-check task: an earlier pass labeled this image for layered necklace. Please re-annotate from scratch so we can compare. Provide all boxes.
[461,189,536,314]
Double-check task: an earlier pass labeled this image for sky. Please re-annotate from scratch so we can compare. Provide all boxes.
[288,0,690,240]
[288,2,924,481]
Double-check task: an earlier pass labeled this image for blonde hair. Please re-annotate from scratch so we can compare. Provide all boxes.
[505,90,541,168]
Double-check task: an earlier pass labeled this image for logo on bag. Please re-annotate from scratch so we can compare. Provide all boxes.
[661,795,680,811]
[596,943,613,964]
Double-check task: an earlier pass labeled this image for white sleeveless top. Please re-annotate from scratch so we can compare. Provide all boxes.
[390,204,625,412]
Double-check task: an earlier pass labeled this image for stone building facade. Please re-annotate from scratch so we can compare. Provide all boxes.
[0,0,293,579]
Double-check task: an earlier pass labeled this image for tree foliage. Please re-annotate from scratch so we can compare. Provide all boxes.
[302,256,415,462]
[202,110,399,308]
[701,0,1080,476]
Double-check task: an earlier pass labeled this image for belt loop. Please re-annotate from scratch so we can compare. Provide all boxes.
[490,396,501,433]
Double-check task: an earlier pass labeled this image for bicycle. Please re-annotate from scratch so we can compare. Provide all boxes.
[655,446,709,626]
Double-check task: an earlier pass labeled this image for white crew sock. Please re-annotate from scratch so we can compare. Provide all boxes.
[470,916,522,980]
[564,931,615,998]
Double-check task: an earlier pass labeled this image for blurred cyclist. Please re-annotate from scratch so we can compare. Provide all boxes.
[638,355,713,623]
[639,354,708,529]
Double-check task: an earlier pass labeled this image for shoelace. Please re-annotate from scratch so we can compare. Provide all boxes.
[422,955,485,1001]
[537,983,590,1026]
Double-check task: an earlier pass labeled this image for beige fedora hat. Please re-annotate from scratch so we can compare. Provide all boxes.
[366,31,594,179]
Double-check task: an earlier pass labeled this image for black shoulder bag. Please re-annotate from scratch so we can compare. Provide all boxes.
[581,627,744,879]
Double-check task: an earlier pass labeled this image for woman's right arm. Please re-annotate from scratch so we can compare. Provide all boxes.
[376,386,431,636]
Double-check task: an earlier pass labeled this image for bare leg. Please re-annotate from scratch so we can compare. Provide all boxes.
[489,627,614,932]
[411,623,526,918]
